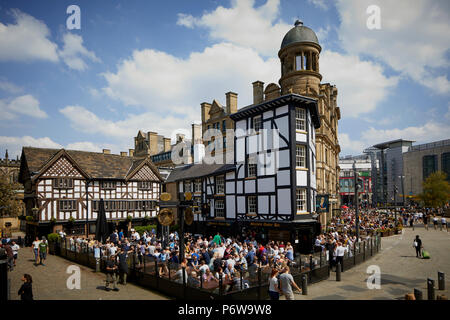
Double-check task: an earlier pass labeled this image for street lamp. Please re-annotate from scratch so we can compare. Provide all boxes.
[398,175,406,208]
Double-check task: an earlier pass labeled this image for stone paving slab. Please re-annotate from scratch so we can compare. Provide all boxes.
[8,247,170,300]
[283,225,450,300]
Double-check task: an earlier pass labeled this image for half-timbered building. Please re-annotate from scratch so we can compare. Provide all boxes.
[19,147,163,240]
[165,93,321,253]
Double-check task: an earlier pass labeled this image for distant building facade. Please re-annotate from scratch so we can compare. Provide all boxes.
[339,154,378,207]
[403,139,450,198]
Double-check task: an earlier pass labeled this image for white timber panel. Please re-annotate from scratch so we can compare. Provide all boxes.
[245,180,255,193]
[258,196,269,214]
[237,181,243,194]
[279,149,290,168]
[237,196,245,214]
[277,189,291,215]
[226,182,235,194]
[271,195,276,213]
[226,196,236,218]
[236,120,247,137]
[258,177,275,193]
[275,105,288,116]
[296,170,308,186]
[277,170,290,186]
[296,132,307,142]
[236,138,245,163]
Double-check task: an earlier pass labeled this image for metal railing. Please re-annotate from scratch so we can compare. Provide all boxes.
[51,235,381,300]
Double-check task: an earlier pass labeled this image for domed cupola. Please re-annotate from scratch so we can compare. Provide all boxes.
[278,20,322,96]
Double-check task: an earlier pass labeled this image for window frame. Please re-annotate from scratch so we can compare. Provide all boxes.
[296,144,306,168]
[59,199,77,211]
[215,200,225,218]
[53,178,74,189]
[215,175,225,194]
[295,107,306,131]
[248,196,257,214]
[296,189,307,213]
[253,115,262,133]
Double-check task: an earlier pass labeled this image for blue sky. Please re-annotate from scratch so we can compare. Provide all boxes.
[0,0,449,158]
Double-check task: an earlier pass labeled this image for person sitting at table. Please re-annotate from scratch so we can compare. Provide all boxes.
[187,271,200,287]
[189,254,199,271]
[202,268,218,285]
[224,261,235,279]
[174,259,188,284]
[198,259,209,275]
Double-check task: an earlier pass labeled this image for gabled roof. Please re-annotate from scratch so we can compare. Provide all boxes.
[20,147,163,182]
[230,93,320,129]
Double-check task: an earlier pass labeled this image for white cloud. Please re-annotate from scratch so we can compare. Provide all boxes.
[335,0,450,94]
[65,141,102,152]
[340,120,450,155]
[320,50,398,117]
[0,94,48,119]
[58,33,101,71]
[308,0,330,10]
[59,105,199,144]
[101,42,279,112]
[176,0,291,56]
[0,136,62,158]
[0,9,59,62]
[0,10,99,71]
[0,79,23,94]
[176,13,196,28]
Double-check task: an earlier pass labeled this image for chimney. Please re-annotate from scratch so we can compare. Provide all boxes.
[129,149,134,157]
[192,123,202,145]
[102,149,111,154]
[225,92,238,114]
[163,138,171,152]
[147,132,158,156]
[120,152,127,157]
[201,102,211,124]
[252,81,264,105]
[176,133,185,143]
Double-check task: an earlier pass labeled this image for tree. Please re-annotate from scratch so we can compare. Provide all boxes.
[0,174,22,217]
[417,171,450,208]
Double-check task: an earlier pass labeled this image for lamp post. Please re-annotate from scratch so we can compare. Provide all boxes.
[398,175,406,208]
[353,161,360,242]
[85,179,90,239]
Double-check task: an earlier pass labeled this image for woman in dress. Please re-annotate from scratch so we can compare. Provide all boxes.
[268,268,280,300]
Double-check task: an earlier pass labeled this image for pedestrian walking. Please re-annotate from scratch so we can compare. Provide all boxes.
[31,237,40,265]
[105,255,119,291]
[268,268,280,300]
[39,237,48,266]
[10,241,20,267]
[18,274,33,301]
[440,216,447,231]
[4,241,14,271]
[409,216,414,230]
[413,235,423,258]
[117,247,130,285]
[279,266,301,300]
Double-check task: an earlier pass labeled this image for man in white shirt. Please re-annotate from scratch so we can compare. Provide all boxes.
[11,241,20,266]
[335,242,347,272]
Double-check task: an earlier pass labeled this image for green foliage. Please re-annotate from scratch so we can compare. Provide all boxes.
[134,225,157,236]
[25,216,34,222]
[0,175,22,217]
[418,171,450,208]
[47,233,61,242]
[126,215,133,221]
[67,216,75,224]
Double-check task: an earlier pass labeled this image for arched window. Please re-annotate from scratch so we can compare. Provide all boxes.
[296,54,303,70]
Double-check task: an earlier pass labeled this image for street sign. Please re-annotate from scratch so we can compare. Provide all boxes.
[157,208,174,226]
[184,192,192,201]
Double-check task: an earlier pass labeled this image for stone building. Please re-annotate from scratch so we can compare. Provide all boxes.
[0,150,20,184]
[200,92,237,163]
[251,20,341,224]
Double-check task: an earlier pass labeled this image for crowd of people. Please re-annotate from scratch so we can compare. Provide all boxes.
[2,205,447,300]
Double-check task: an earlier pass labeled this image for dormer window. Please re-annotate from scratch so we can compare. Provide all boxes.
[296,107,306,131]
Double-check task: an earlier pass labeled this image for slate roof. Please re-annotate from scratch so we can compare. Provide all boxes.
[165,163,235,183]
[20,147,163,181]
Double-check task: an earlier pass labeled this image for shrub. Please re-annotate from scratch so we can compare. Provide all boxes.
[47,233,61,242]
[134,225,157,236]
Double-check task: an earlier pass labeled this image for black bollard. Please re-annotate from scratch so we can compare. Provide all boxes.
[438,272,445,290]
[414,288,423,300]
[336,262,341,281]
[301,274,308,295]
[427,278,435,300]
